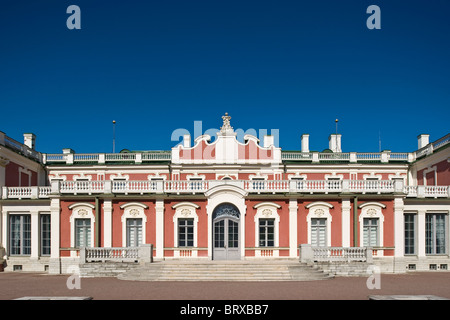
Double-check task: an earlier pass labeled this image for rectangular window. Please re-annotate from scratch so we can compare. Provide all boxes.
[40,214,51,256]
[75,218,91,248]
[426,213,447,255]
[404,214,416,255]
[178,218,194,247]
[9,215,31,255]
[126,218,142,247]
[259,219,274,247]
[363,218,379,247]
[311,218,326,247]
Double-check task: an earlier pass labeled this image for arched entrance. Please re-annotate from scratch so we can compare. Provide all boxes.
[212,203,240,260]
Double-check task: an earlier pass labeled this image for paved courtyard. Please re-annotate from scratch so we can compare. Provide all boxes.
[1,271,450,300]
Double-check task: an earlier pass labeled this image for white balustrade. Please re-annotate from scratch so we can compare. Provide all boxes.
[349,180,394,193]
[84,247,139,262]
[243,180,289,193]
[165,180,209,194]
[299,180,342,193]
[3,180,448,199]
[60,180,105,194]
[312,246,369,262]
[112,180,159,194]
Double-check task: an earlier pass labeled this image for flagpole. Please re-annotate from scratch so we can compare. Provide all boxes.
[113,120,116,153]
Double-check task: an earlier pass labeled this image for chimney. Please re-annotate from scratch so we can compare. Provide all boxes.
[301,134,309,152]
[183,134,191,148]
[23,133,36,150]
[329,134,342,152]
[263,135,274,148]
[417,134,429,149]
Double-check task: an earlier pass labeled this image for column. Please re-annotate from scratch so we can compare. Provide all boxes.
[394,197,404,257]
[289,199,298,257]
[341,198,351,247]
[103,199,112,247]
[155,199,164,259]
[49,198,61,274]
[417,209,426,257]
[30,210,39,259]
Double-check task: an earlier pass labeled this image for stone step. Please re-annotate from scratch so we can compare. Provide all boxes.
[116,261,333,281]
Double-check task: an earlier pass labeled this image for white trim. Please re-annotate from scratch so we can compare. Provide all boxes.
[306,202,333,247]
[305,201,334,209]
[186,173,206,180]
[69,203,95,210]
[253,202,280,257]
[69,204,96,256]
[172,202,199,257]
[206,185,247,259]
[287,173,307,180]
[110,173,129,181]
[324,172,343,180]
[120,202,149,209]
[363,172,382,180]
[359,202,385,255]
[120,203,147,247]
[73,173,92,181]
[359,202,386,209]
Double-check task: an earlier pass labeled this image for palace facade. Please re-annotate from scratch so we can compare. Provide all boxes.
[0,114,449,274]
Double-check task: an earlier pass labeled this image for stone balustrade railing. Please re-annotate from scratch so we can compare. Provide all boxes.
[79,244,153,263]
[299,244,373,263]
[2,180,449,199]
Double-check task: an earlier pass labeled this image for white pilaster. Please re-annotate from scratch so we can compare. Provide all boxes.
[30,210,39,259]
[50,198,60,259]
[103,200,112,247]
[417,209,426,257]
[289,199,298,257]
[341,199,351,247]
[155,200,164,259]
[394,197,404,257]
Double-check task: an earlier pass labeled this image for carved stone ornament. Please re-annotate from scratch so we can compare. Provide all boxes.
[314,209,325,217]
[367,208,377,217]
[220,112,234,134]
[181,208,191,216]
[129,209,140,217]
[78,209,88,217]
[262,209,272,217]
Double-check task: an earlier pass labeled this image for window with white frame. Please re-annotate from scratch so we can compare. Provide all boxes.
[69,203,96,249]
[359,202,385,250]
[306,202,333,247]
[404,213,416,255]
[259,218,275,247]
[363,218,379,247]
[120,203,148,247]
[75,218,91,247]
[9,214,31,255]
[126,218,142,247]
[426,213,447,255]
[311,218,327,247]
[178,218,194,247]
[172,202,199,249]
[40,214,51,256]
[253,202,280,249]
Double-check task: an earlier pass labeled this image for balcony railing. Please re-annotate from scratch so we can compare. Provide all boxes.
[4,180,448,199]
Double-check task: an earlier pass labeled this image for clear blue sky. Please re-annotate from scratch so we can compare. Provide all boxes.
[1,0,449,154]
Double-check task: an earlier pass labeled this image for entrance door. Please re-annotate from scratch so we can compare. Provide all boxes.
[212,203,240,260]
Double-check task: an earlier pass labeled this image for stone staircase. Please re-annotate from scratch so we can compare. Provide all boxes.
[114,260,333,281]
